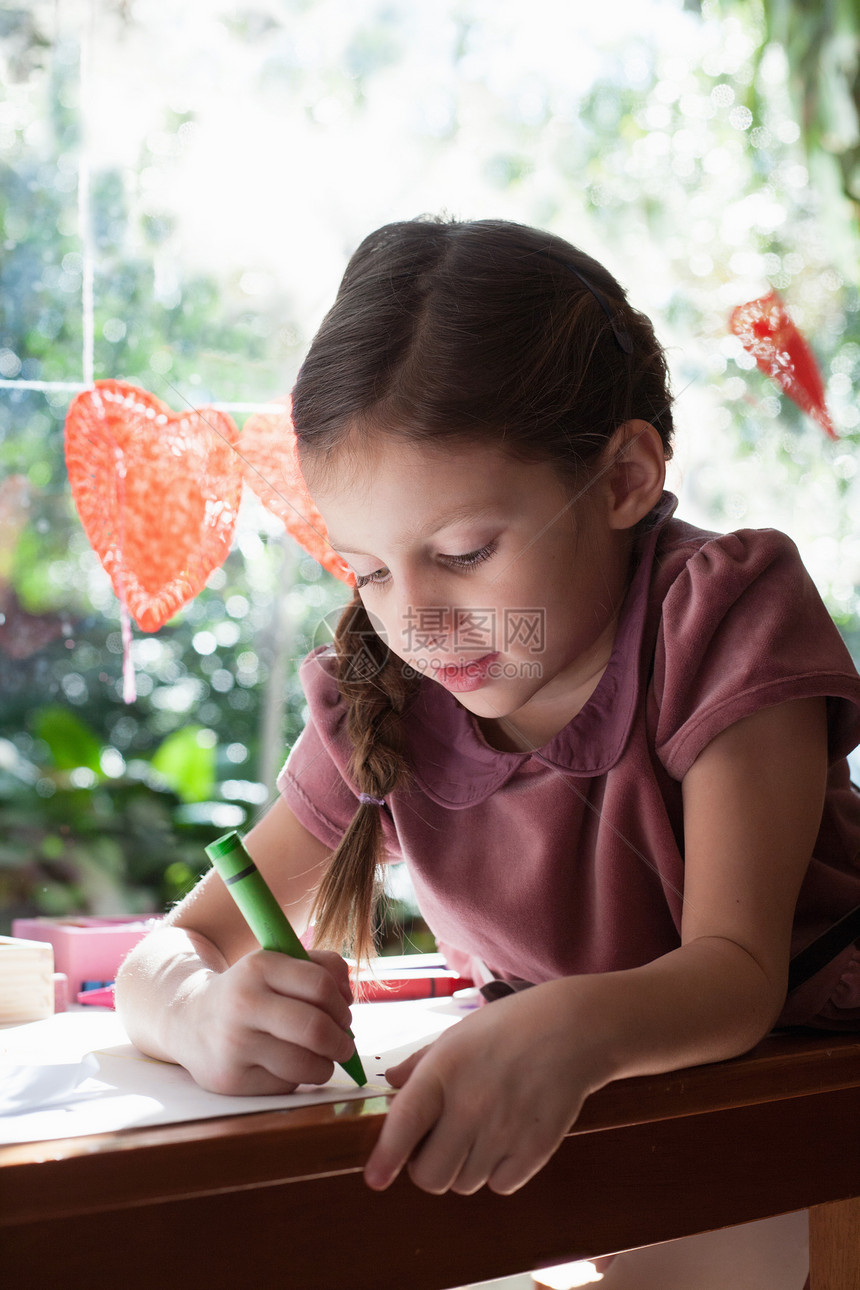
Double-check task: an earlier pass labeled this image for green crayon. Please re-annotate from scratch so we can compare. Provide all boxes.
[205,830,367,1088]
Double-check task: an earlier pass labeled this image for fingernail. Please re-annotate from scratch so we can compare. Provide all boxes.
[364,1165,389,1191]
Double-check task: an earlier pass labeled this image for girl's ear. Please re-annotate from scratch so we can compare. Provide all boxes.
[601,420,666,530]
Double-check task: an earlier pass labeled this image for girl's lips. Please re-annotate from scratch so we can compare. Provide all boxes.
[430,652,500,693]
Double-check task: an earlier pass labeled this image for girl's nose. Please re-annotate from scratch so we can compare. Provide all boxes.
[398,601,452,658]
[390,564,462,657]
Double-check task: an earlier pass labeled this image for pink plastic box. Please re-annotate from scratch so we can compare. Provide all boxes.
[11,916,160,998]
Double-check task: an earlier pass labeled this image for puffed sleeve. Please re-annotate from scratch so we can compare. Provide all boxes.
[653,528,860,781]
[276,645,403,860]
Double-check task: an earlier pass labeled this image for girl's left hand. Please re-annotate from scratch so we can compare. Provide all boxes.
[363,978,610,1195]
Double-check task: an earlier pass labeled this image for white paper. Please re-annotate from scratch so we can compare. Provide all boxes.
[0,1052,100,1114]
[0,996,472,1145]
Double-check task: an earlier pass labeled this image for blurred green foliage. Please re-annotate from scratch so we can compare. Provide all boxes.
[0,737,214,920]
[706,0,860,209]
[150,727,216,804]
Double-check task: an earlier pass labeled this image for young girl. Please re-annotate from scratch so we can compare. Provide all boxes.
[117,218,860,1214]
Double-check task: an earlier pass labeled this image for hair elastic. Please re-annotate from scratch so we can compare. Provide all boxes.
[358,793,386,807]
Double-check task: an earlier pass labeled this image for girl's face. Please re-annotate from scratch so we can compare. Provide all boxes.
[303,434,633,750]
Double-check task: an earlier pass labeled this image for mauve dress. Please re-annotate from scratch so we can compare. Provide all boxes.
[279,493,860,1030]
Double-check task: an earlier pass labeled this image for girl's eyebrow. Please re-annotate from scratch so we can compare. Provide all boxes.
[329,504,498,556]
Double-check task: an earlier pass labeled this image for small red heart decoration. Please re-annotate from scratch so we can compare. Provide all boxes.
[65,380,242,631]
[730,291,836,439]
[239,397,355,586]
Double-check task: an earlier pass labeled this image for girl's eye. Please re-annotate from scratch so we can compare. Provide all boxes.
[446,542,496,571]
[353,569,388,590]
[353,542,496,590]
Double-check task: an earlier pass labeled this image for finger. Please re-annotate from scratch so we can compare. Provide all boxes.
[198,1030,336,1097]
[245,1030,337,1090]
[255,993,356,1066]
[363,1074,444,1191]
[384,1044,431,1087]
[308,949,354,1004]
[205,1064,300,1097]
[488,1146,554,1196]
[259,953,354,1029]
[406,1122,473,1195]
[485,1101,580,1195]
[448,1142,500,1196]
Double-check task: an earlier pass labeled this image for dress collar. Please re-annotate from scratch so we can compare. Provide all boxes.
[402,492,679,807]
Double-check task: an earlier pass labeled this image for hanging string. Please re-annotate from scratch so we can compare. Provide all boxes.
[79,0,95,391]
[77,1,142,701]
[78,0,136,702]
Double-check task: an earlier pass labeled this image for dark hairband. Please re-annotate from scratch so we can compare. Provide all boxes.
[535,249,634,355]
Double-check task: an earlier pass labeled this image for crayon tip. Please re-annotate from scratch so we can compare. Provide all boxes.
[341,1046,368,1088]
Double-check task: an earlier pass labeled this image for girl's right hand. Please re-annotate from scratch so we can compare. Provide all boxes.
[176,948,357,1096]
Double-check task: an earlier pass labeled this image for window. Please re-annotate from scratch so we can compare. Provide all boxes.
[1,1,857,924]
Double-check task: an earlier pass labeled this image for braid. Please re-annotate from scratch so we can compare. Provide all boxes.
[308,593,421,967]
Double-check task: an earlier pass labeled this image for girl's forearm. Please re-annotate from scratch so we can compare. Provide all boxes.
[571,936,785,1089]
[114,925,224,1066]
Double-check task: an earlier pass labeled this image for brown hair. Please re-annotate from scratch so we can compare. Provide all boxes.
[291,216,674,964]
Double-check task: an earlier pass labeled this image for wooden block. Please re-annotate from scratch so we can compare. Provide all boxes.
[0,936,54,1024]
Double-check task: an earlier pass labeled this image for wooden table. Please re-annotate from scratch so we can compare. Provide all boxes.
[2,1031,859,1290]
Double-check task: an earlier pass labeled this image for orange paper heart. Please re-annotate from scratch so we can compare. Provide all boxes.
[239,397,355,586]
[65,380,242,632]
